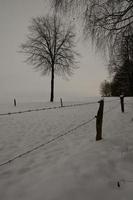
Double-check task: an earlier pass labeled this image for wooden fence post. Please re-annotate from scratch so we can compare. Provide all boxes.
[14,98,16,107]
[60,98,63,107]
[96,99,104,141]
[120,95,124,113]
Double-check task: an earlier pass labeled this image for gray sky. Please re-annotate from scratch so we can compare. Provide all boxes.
[0,0,108,103]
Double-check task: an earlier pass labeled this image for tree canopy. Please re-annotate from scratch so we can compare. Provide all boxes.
[51,0,133,53]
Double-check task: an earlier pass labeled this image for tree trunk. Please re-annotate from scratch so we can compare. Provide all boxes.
[50,64,54,102]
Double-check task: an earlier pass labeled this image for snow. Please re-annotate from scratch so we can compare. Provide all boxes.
[0,97,133,200]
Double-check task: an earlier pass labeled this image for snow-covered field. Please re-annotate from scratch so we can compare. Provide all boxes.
[0,97,133,200]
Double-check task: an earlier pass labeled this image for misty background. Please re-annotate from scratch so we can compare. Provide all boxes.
[0,0,107,103]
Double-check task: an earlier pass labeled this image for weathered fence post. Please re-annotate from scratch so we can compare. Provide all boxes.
[60,98,63,107]
[120,95,124,113]
[14,98,16,107]
[96,99,104,141]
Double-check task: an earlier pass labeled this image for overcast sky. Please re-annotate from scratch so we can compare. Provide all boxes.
[0,0,108,103]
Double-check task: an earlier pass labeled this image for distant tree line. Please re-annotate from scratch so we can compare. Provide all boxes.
[101,34,133,96]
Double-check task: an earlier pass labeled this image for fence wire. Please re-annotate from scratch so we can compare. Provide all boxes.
[104,98,120,103]
[0,98,120,117]
[0,116,95,167]
[0,98,121,167]
[0,101,98,117]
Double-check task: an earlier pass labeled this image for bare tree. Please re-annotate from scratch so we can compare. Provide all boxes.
[51,0,133,53]
[20,15,78,102]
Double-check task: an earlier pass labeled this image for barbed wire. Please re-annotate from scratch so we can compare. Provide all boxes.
[0,98,122,167]
[0,98,121,117]
[0,106,60,116]
[0,116,95,167]
[104,98,120,103]
[0,101,98,117]
[63,101,98,108]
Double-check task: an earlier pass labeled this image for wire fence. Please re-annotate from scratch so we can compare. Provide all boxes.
[0,97,122,167]
[0,101,98,116]
[104,98,120,103]
[0,98,120,117]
